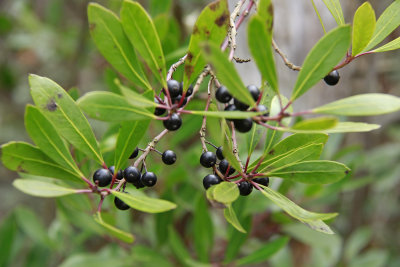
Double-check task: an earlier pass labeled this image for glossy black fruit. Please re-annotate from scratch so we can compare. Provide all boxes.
[238,181,253,196]
[219,159,235,175]
[234,118,253,133]
[172,95,187,107]
[253,177,270,188]
[162,150,177,165]
[167,79,182,98]
[256,105,269,116]
[216,146,224,160]
[154,98,166,116]
[200,151,217,168]
[203,174,222,189]
[215,86,232,103]
[129,147,139,159]
[180,82,194,97]
[234,98,249,111]
[93,168,112,187]
[124,166,141,184]
[247,85,260,101]
[141,172,157,187]
[114,195,130,210]
[324,70,340,86]
[109,166,123,180]
[163,113,182,131]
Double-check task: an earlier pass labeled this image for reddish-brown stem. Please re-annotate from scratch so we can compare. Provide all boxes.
[97,196,105,213]
[251,156,265,174]
[244,156,250,173]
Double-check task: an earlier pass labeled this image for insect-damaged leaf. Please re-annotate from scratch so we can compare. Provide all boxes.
[183,0,229,91]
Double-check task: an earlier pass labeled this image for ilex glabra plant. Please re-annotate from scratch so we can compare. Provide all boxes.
[2,0,400,247]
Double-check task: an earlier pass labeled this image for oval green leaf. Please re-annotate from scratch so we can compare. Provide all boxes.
[312,93,400,116]
[352,2,376,56]
[291,26,351,100]
[112,191,177,213]
[13,179,76,198]
[121,0,166,87]
[224,204,246,233]
[213,182,240,204]
[88,3,151,90]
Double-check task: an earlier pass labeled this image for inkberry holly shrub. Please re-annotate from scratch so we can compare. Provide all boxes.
[2,0,400,263]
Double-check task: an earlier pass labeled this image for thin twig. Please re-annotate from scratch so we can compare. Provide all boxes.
[272,39,301,71]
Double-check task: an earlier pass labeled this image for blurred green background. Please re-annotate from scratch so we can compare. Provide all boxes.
[1,0,400,266]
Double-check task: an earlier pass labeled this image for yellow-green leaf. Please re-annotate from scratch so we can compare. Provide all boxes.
[13,179,76,198]
[352,2,376,56]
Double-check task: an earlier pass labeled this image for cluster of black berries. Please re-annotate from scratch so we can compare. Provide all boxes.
[199,145,270,196]
[92,147,177,210]
[324,70,340,86]
[215,84,269,133]
[154,80,194,132]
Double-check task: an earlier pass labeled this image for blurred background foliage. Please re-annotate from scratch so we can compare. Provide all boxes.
[0,0,400,266]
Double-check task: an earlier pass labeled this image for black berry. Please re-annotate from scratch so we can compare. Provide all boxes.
[163,113,182,131]
[200,151,217,168]
[215,86,232,103]
[114,195,130,210]
[216,146,224,160]
[162,150,177,165]
[234,118,253,133]
[109,166,123,180]
[324,70,340,86]
[238,181,253,196]
[124,166,141,184]
[172,95,187,107]
[93,168,112,187]
[234,98,249,111]
[247,85,260,101]
[141,172,157,187]
[219,159,235,175]
[203,174,222,190]
[253,177,269,188]
[180,82,193,97]
[129,147,139,159]
[167,79,182,98]
[154,98,166,116]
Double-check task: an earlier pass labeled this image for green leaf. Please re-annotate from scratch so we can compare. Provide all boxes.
[291,26,351,100]
[117,82,158,108]
[13,179,76,197]
[236,236,289,266]
[121,0,166,87]
[77,91,155,121]
[149,0,172,17]
[202,42,256,107]
[1,142,83,182]
[292,117,338,131]
[246,124,265,157]
[224,215,252,263]
[344,227,372,261]
[88,3,151,90]
[223,129,243,173]
[324,122,380,133]
[189,110,261,119]
[258,185,337,234]
[248,16,278,92]
[168,227,192,265]
[363,0,400,52]
[0,214,17,267]
[213,182,240,204]
[352,2,376,56]
[114,120,151,172]
[193,197,214,262]
[112,191,177,213]
[25,105,82,177]
[322,0,345,25]
[257,0,274,26]
[93,212,134,243]
[371,36,400,52]
[224,204,246,233]
[267,160,350,184]
[29,75,104,164]
[183,0,229,91]
[312,93,400,116]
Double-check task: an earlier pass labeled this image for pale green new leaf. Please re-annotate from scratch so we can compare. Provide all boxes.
[213,182,240,205]
[189,110,261,119]
[183,0,229,91]
[13,179,76,198]
[372,36,400,52]
[202,42,256,107]
[291,26,351,100]
[224,204,246,233]
[324,122,380,133]
[29,75,104,164]
[292,117,338,131]
[322,0,345,25]
[258,185,337,234]
[313,93,400,116]
[363,0,400,52]
[121,0,166,87]
[352,2,376,56]
[88,3,151,90]
[94,212,134,243]
[77,91,155,121]
[112,191,177,213]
